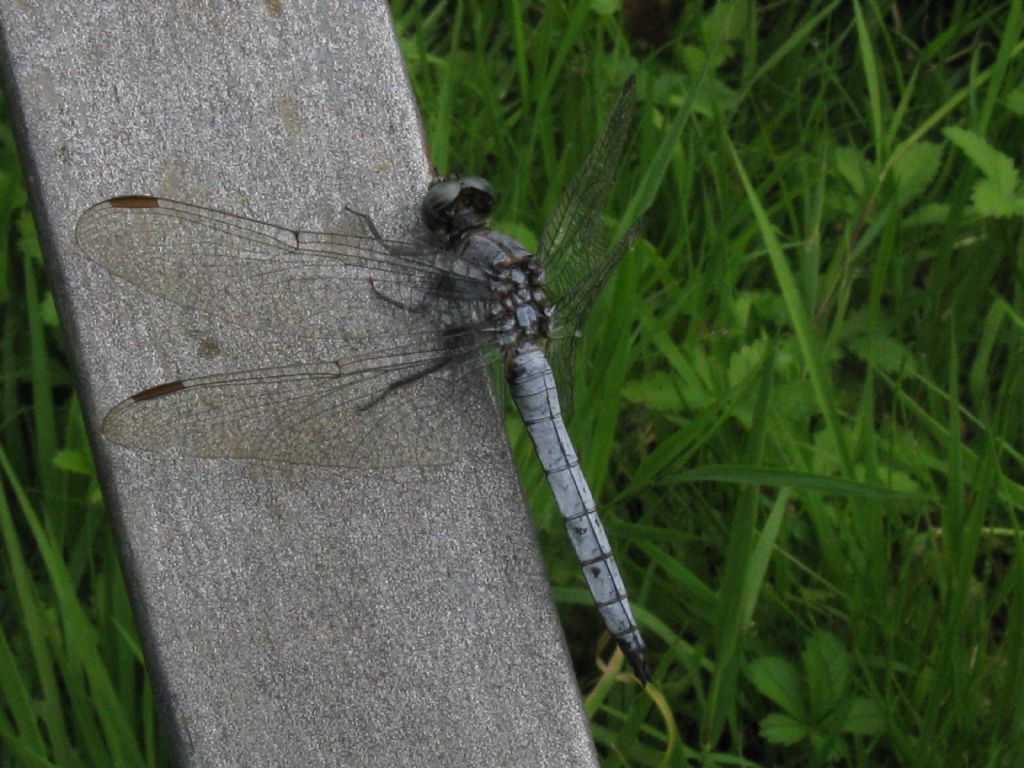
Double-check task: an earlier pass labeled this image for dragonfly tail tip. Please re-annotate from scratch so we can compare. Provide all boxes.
[622,645,651,686]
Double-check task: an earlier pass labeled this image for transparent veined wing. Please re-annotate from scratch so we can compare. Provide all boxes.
[537,76,639,313]
[102,329,500,468]
[535,77,642,416]
[75,196,490,342]
[544,215,646,418]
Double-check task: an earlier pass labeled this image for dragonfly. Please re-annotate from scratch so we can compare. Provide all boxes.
[76,77,651,684]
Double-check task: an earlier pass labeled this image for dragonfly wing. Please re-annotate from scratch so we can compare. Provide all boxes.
[543,215,645,420]
[75,196,486,341]
[102,331,497,469]
[536,77,639,308]
[554,213,646,337]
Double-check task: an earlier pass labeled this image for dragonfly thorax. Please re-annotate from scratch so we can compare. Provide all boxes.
[452,228,554,349]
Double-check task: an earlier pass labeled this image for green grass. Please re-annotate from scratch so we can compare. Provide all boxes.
[3,0,1024,765]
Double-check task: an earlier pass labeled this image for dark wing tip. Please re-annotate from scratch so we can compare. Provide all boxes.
[108,196,160,208]
[131,380,186,402]
[76,196,161,254]
[102,381,186,451]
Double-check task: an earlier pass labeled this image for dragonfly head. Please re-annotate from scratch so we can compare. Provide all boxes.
[421,174,495,242]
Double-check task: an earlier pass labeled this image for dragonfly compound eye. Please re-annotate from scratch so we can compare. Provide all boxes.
[421,176,496,235]
[456,176,495,214]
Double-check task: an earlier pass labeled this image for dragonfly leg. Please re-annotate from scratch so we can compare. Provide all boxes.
[358,327,471,412]
[342,204,390,244]
[358,356,453,412]
[368,278,431,314]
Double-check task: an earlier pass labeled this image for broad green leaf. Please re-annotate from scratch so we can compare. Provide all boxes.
[853,463,921,494]
[687,0,747,71]
[891,141,941,206]
[731,291,760,332]
[621,372,688,412]
[748,656,805,717]
[811,427,842,475]
[728,338,769,389]
[903,202,951,227]
[704,0,749,44]
[943,126,1019,195]
[847,334,918,374]
[52,449,93,476]
[680,44,710,74]
[803,631,850,714]
[1006,83,1024,116]
[773,380,820,422]
[972,178,1024,217]
[812,732,848,763]
[760,713,809,746]
[843,697,886,736]
[590,0,619,15]
[835,145,871,198]
[657,70,740,118]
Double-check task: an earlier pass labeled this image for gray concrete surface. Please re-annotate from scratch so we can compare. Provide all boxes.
[0,2,599,765]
